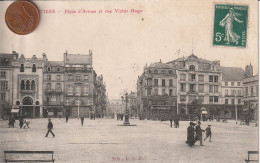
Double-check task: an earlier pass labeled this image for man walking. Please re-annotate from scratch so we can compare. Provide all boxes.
[80,116,84,126]
[45,119,55,138]
[195,121,204,146]
[176,115,180,128]
[204,125,212,142]
[65,114,69,123]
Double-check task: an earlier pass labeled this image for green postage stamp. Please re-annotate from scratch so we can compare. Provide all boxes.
[213,4,248,48]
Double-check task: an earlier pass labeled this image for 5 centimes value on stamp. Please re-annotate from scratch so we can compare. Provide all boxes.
[212,4,248,48]
[5,0,40,35]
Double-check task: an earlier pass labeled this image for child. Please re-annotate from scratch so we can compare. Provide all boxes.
[23,118,30,128]
[204,125,212,142]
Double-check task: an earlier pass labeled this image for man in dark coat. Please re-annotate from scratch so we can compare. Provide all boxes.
[80,116,84,126]
[176,115,180,128]
[195,121,204,146]
[65,114,69,123]
[187,122,195,147]
[45,119,55,138]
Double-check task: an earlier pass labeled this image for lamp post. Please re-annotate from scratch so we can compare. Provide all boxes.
[235,91,237,124]
[121,92,130,125]
[77,95,80,120]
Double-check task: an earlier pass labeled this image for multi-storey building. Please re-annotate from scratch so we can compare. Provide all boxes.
[128,91,138,118]
[167,54,222,117]
[0,53,13,119]
[94,75,107,118]
[63,51,95,118]
[12,53,46,118]
[43,60,64,118]
[243,71,258,122]
[137,61,177,120]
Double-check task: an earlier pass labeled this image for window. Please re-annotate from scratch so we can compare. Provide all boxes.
[237,90,241,96]
[154,79,158,86]
[57,67,60,72]
[67,85,73,95]
[169,79,173,87]
[231,82,234,86]
[225,89,228,95]
[189,95,196,102]
[75,86,81,95]
[0,93,5,101]
[225,82,228,86]
[76,75,81,81]
[154,69,158,74]
[147,79,152,86]
[169,70,173,74]
[147,88,151,95]
[162,79,165,87]
[199,96,204,102]
[231,90,236,96]
[154,89,158,95]
[214,85,218,93]
[189,65,195,71]
[209,96,214,103]
[83,86,89,94]
[31,80,35,90]
[68,74,73,81]
[0,81,6,90]
[238,99,241,104]
[214,96,218,103]
[161,70,166,74]
[47,83,51,90]
[214,76,218,82]
[56,75,61,81]
[26,80,30,90]
[189,84,196,92]
[21,80,25,90]
[189,74,196,81]
[180,74,186,81]
[245,87,248,97]
[20,64,24,72]
[32,64,36,72]
[231,99,235,105]
[0,72,6,79]
[198,75,204,82]
[162,89,166,95]
[84,75,89,81]
[169,89,173,96]
[209,85,213,93]
[180,83,186,92]
[250,86,254,96]
[47,67,51,71]
[237,82,240,86]
[47,75,51,80]
[56,83,61,90]
[198,84,204,92]
[209,75,213,82]
[225,99,228,104]
[180,95,186,102]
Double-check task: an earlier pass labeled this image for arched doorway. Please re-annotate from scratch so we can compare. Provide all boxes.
[22,97,33,118]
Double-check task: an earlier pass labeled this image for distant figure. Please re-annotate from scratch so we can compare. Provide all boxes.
[23,118,30,128]
[80,116,84,126]
[8,116,15,128]
[195,121,204,146]
[65,114,69,123]
[45,119,55,138]
[19,117,24,129]
[186,122,195,147]
[175,116,180,128]
[169,115,173,128]
[204,125,212,142]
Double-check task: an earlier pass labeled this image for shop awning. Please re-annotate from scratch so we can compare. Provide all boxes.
[201,111,208,114]
[11,109,19,113]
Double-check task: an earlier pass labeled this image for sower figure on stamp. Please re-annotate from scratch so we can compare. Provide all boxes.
[45,119,55,138]
[195,121,205,146]
[204,125,212,142]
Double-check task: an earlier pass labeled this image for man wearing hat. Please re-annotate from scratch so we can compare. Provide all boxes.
[195,121,204,146]
[204,125,212,142]
[186,122,195,147]
[45,119,55,138]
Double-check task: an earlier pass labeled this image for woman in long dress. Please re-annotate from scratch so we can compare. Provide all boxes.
[219,8,243,45]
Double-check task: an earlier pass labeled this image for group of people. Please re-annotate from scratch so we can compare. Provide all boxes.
[170,115,180,128]
[8,116,30,129]
[116,113,124,121]
[186,121,212,147]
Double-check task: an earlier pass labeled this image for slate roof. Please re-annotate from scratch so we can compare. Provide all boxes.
[65,54,91,64]
[45,61,64,66]
[0,54,12,67]
[149,62,173,69]
[220,67,245,81]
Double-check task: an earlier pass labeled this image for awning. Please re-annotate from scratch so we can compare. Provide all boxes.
[200,107,207,111]
[11,109,19,113]
[201,111,208,114]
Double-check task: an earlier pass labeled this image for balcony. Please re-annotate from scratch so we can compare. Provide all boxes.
[20,89,36,93]
[44,101,63,105]
[44,89,63,94]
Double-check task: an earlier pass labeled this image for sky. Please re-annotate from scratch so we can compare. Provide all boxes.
[0,0,258,99]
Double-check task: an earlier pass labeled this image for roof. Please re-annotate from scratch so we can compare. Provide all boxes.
[65,54,91,64]
[45,61,64,66]
[220,67,245,81]
[0,54,12,67]
[167,54,212,64]
[149,62,173,69]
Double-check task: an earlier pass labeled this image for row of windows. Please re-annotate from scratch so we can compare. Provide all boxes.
[179,95,219,103]
[180,74,219,82]
[180,83,219,93]
[146,69,174,74]
[224,81,241,86]
[68,74,89,81]
[153,79,173,87]
[0,81,8,90]
[67,85,91,95]
[245,85,259,97]
[47,67,61,72]
[146,88,174,96]
[224,89,242,96]
[20,64,37,72]
[0,72,6,79]
[47,75,61,81]
[225,99,242,105]
[46,83,62,90]
[20,80,36,90]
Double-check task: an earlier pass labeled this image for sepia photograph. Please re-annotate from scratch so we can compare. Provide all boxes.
[0,0,258,162]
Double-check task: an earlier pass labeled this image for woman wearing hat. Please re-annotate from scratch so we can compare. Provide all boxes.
[186,122,195,147]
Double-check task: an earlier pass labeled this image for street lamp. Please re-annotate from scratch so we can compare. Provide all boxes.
[235,91,237,124]
[121,92,130,125]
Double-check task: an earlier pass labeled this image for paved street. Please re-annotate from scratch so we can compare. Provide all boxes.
[0,118,258,163]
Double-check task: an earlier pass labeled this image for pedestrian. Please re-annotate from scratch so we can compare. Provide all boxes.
[195,121,204,146]
[65,114,69,123]
[186,122,195,147]
[204,125,212,142]
[23,118,30,128]
[80,116,84,126]
[45,119,55,138]
[19,117,24,129]
[8,116,15,128]
[169,115,173,128]
[176,115,180,128]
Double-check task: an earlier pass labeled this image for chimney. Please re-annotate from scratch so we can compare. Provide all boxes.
[245,63,253,77]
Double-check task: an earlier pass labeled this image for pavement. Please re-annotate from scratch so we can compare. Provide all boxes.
[0,118,258,163]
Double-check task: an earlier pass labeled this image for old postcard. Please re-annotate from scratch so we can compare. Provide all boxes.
[0,0,258,162]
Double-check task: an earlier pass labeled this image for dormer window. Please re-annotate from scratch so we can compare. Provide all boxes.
[20,64,24,72]
[57,67,60,71]
[47,67,51,72]
[154,69,158,74]
[189,65,195,71]
[32,64,36,72]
